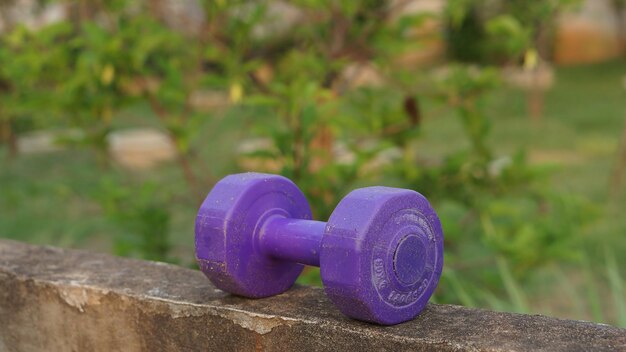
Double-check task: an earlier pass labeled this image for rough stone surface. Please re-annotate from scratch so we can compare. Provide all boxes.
[0,239,625,352]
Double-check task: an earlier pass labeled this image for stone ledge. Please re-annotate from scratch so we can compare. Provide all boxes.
[0,239,624,352]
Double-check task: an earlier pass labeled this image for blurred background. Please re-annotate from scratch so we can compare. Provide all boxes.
[0,0,625,327]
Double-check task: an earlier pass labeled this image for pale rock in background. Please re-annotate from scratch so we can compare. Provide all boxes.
[107,128,176,170]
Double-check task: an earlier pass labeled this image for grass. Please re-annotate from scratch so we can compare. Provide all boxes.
[414,61,625,326]
[1,60,625,326]
[0,103,253,262]
[422,60,626,253]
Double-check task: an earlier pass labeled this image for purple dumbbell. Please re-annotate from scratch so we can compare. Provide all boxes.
[195,173,444,325]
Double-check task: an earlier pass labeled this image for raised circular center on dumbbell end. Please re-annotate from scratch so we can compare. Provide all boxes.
[392,234,425,286]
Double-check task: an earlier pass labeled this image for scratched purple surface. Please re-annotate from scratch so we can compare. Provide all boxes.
[195,172,444,325]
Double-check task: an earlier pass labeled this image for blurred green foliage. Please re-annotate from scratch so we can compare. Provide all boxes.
[0,0,623,326]
[446,0,581,63]
[96,178,172,262]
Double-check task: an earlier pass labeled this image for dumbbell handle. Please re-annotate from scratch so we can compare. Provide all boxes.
[260,217,326,267]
